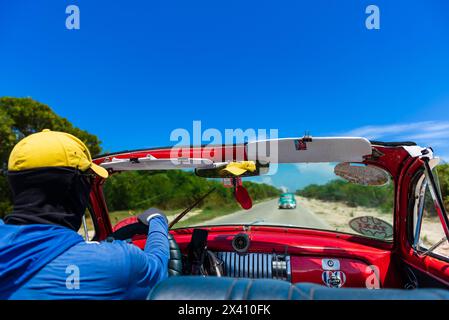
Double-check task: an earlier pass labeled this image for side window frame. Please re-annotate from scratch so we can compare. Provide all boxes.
[412,175,427,251]
[411,158,449,260]
[423,158,449,240]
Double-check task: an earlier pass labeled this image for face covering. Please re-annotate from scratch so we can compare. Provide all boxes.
[4,167,92,231]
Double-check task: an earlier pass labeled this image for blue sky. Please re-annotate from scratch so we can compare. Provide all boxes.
[1,1,449,190]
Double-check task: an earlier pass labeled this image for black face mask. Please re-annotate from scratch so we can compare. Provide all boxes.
[4,167,93,231]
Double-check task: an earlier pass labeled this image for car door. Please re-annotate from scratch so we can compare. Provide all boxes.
[401,159,449,288]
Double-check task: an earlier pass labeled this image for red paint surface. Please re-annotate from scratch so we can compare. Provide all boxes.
[94,145,247,165]
[291,256,374,287]
[114,217,399,288]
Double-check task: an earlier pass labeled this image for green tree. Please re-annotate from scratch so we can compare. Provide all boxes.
[103,170,281,213]
[0,97,102,216]
[436,163,449,212]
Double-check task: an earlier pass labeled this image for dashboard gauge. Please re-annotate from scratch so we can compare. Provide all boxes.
[232,233,250,253]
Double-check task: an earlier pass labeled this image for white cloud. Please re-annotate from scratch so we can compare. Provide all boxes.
[342,121,449,161]
[401,130,449,140]
[261,176,273,185]
[343,121,449,140]
[295,163,336,184]
[295,162,335,174]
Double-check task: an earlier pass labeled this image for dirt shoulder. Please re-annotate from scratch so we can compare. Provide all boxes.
[297,196,393,235]
[298,196,449,256]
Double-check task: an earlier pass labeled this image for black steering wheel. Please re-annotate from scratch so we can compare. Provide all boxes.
[110,222,183,276]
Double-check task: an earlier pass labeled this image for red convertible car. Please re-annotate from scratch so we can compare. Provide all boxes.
[85,137,449,299]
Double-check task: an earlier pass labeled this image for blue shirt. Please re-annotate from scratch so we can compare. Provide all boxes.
[0,217,169,300]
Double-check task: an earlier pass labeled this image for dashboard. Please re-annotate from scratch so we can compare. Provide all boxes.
[131,225,401,288]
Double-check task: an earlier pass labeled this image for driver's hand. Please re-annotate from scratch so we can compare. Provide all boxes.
[137,208,168,226]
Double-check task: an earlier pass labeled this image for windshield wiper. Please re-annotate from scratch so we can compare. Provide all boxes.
[169,187,216,229]
[244,219,265,227]
[418,236,448,257]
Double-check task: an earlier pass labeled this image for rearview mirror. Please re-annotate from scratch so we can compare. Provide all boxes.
[195,161,269,178]
[334,162,390,186]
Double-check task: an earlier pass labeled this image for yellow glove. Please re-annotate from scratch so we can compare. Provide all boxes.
[221,161,256,176]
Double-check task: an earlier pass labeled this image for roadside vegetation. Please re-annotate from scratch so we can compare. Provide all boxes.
[438,164,449,213]
[104,170,281,225]
[0,97,101,217]
[296,179,394,213]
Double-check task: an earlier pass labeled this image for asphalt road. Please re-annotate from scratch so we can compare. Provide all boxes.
[203,197,330,229]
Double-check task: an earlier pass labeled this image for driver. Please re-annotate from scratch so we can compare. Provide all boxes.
[0,130,169,299]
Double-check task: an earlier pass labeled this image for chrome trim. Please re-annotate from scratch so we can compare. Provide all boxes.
[286,256,291,281]
[267,254,272,278]
[216,252,290,281]
[413,179,427,250]
[82,215,89,241]
[239,253,244,277]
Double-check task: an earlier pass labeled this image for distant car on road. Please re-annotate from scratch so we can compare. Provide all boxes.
[278,193,296,209]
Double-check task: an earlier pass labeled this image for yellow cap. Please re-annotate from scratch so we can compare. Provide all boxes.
[8,129,109,179]
[221,161,256,176]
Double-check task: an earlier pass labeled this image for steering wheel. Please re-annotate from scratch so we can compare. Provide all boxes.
[110,220,183,276]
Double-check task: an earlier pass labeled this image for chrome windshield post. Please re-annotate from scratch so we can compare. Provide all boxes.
[413,179,427,251]
[82,214,89,241]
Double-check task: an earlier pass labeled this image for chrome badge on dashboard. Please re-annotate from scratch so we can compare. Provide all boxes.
[322,258,340,271]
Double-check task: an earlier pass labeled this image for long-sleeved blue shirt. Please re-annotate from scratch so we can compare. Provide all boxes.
[0,216,169,300]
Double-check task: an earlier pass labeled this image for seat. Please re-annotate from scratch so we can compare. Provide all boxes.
[295,282,449,300]
[148,276,449,300]
[167,233,182,276]
[148,276,304,300]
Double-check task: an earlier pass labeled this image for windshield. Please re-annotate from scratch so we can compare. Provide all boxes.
[195,163,394,241]
[104,163,394,242]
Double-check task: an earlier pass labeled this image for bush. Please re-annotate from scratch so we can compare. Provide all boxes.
[297,179,394,213]
[103,170,281,212]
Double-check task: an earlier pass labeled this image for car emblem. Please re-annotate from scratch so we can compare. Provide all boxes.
[322,271,346,288]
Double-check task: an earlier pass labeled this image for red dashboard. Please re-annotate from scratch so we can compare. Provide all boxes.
[130,225,403,289]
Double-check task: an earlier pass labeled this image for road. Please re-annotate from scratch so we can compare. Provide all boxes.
[203,197,330,229]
